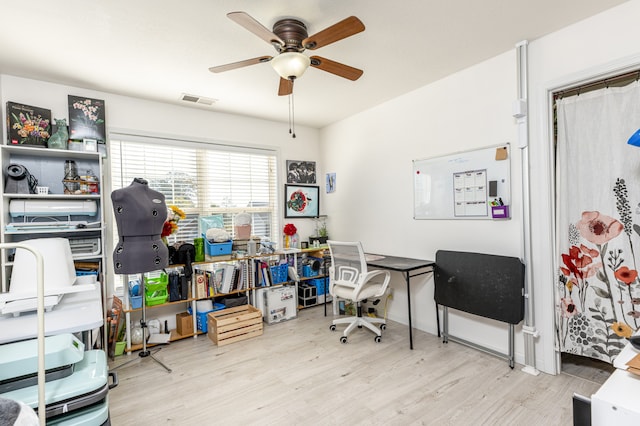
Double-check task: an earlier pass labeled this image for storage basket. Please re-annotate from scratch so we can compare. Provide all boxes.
[114,341,126,356]
[190,303,225,332]
[308,278,328,296]
[145,274,169,306]
[204,237,233,256]
[129,296,142,309]
[270,264,289,284]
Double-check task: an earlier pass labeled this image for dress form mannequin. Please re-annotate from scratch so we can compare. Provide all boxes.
[111,178,172,373]
[111,178,169,274]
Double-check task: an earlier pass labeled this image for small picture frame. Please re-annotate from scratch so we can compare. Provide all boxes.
[83,138,98,152]
[284,184,319,218]
[286,160,317,184]
[301,241,309,249]
[326,172,336,193]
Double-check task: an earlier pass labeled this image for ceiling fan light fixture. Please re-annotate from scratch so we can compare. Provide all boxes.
[271,52,310,80]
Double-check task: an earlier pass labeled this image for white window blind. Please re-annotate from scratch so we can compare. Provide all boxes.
[110,136,279,245]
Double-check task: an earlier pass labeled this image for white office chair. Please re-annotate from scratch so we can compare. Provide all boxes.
[327,240,390,343]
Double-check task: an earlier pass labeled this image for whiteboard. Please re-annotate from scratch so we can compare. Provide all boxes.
[413,144,511,220]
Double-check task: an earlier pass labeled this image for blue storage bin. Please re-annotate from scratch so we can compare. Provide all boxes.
[130,296,142,309]
[204,236,233,256]
[270,264,289,284]
[189,303,225,332]
[308,278,328,296]
[128,280,143,309]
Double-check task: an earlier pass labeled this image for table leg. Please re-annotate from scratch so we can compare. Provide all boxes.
[406,271,413,350]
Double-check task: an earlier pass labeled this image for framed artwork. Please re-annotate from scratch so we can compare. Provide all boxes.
[326,172,336,193]
[68,95,106,142]
[6,102,51,147]
[83,138,98,152]
[284,184,319,218]
[286,160,316,184]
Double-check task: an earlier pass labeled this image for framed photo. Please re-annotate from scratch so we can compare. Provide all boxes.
[284,184,319,218]
[286,160,316,184]
[68,95,106,142]
[83,138,98,152]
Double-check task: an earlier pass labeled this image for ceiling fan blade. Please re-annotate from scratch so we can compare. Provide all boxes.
[303,16,365,50]
[209,56,272,73]
[278,78,293,96]
[227,11,284,47]
[310,56,363,81]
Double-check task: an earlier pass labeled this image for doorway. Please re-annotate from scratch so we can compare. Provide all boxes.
[552,71,640,372]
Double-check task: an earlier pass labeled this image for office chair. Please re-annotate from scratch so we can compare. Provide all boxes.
[327,240,390,343]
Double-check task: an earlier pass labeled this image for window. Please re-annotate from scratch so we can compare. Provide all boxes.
[110,134,279,247]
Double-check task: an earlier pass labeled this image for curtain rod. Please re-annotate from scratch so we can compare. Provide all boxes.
[554,69,640,100]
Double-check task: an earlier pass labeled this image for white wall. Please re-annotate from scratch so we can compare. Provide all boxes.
[320,50,525,362]
[321,0,640,374]
[0,74,322,243]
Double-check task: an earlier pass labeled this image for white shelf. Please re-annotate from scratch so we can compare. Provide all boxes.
[0,144,107,350]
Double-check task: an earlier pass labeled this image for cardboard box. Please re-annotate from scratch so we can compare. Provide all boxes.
[176,312,194,336]
[207,304,262,346]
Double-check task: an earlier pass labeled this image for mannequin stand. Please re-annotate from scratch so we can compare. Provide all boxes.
[113,273,172,373]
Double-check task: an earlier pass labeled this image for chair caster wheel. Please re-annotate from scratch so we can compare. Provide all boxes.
[340,336,348,344]
[330,324,336,331]
[374,336,382,343]
[380,324,386,331]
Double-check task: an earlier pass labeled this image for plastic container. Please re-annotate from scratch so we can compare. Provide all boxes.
[145,274,169,306]
[129,296,142,309]
[204,238,233,256]
[114,341,126,356]
[194,237,205,262]
[308,278,328,296]
[270,264,289,284]
[189,303,225,332]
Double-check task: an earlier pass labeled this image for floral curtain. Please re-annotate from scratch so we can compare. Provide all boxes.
[556,81,640,363]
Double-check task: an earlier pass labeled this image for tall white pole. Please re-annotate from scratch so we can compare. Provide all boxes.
[515,40,540,376]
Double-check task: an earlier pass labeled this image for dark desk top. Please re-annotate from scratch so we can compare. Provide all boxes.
[365,254,435,272]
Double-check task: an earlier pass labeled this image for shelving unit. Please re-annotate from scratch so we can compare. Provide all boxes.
[0,145,107,349]
[119,247,330,352]
[293,247,331,309]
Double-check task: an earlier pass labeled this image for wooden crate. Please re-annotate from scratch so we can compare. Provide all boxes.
[207,305,263,346]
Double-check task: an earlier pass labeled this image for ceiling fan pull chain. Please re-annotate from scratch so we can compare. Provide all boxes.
[288,92,293,136]
[291,91,296,138]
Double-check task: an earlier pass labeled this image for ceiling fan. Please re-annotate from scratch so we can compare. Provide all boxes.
[209,11,365,96]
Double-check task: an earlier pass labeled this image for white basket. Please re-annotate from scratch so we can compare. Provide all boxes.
[36,186,49,195]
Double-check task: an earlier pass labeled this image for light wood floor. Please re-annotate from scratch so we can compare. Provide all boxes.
[108,306,607,425]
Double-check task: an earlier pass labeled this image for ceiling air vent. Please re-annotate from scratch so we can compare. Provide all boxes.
[180,93,216,106]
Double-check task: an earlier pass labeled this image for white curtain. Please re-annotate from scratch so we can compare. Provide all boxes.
[556,81,640,363]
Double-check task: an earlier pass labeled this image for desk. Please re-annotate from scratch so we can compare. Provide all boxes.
[0,285,103,345]
[365,254,434,349]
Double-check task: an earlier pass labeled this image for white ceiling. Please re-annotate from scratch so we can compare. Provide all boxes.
[0,0,629,129]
